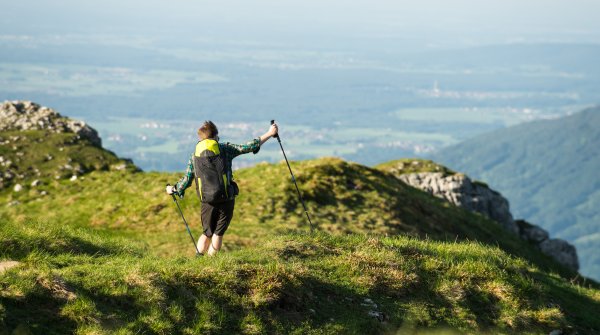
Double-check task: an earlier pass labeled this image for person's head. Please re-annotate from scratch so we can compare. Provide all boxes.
[198,121,218,140]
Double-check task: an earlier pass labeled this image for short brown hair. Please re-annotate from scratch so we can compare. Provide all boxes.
[198,121,218,140]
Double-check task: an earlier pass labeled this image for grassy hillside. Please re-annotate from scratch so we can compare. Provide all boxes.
[2,219,600,335]
[432,107,600,280]
[0,129,137,190]
[2,129,599,334]
[1,153,577,279]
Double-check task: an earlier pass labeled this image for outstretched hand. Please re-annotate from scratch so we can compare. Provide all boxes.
[166,185,176,195]
[269,123,279,137]
[260,122,279,145]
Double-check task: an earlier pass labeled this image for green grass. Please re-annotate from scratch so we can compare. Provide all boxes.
[1,220,599,335]
[2,130,600,334]
[376,158,457,177]
[0,130,137,189]
[1,156,581,278]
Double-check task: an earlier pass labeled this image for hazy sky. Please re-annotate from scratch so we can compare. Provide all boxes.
[2,0,600,49]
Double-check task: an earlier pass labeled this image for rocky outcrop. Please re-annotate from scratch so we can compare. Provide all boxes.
[0,101,101,147]
[516,219,549,243]
[517,220,579,270]
[398,172,518,234]
[387,162,579,271]
[539,239,579,271]
[0,101,139,191]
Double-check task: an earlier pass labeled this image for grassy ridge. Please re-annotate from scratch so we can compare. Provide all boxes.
[2,219,599,334]
[2,130,600,334]
[1,156,578,278]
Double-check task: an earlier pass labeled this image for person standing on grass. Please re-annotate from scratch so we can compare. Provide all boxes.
[166,121,278,256]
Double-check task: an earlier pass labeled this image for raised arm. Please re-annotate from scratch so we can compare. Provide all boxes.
[260,123,278,146]
[224,123,279,159]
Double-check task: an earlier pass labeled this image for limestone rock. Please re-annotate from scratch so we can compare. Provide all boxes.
[397,172,518,234]
[539,238,579,271]
[390,167,580,272]
[516,219,549,243]
[0,100,101,147]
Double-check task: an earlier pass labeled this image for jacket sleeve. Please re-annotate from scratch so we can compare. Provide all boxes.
[173,155,195,198]
[223,138,261,159]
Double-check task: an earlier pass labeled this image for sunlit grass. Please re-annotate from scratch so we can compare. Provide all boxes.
[1,221,599,334]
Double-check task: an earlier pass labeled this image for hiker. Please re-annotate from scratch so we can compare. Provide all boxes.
[166,121,278,255]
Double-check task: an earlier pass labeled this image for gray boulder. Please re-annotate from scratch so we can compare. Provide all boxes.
[390,167,580,272]
[398,172,519,234]
[516,219,549,243]
[539,238,579,271]
[0,101,101,147]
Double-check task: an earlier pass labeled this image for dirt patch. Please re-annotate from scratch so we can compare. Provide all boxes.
[0,260,20,273]
[37,275,77,301]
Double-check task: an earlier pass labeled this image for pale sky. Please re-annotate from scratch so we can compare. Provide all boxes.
[2,0,600,48]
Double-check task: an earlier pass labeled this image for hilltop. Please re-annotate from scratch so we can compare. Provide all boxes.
[1,102,599,334]
[2,156,578,279]
[0,101,138,192]
[433,107,600,280]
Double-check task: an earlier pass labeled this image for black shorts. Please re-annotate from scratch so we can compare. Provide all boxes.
[201,199,235,237]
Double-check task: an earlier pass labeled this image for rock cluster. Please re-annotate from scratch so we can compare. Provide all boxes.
[0,101,139,192]
[393,165,579,271]
[516,220,579,271]
[0,101,101,147]
[398,172,518,234]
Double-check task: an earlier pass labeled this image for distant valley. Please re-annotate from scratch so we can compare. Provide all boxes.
[2,35,598,170]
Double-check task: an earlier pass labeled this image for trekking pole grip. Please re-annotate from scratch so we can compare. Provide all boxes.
[166,183,176,200]
[270,120,279,138]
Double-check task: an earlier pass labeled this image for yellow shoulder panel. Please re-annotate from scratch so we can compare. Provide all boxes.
[195,139,220,156]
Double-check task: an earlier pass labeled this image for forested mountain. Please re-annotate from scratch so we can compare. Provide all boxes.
[434,107,600,280]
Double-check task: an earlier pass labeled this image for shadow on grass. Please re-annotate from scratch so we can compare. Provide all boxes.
[3,256,598,334]
[1,234,141,260]
[525,271,600,332]
[0,220,143,260]
[0,286,77,335]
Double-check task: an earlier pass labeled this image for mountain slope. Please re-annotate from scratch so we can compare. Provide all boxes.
[1,153,578,280]
[2,219,599,334]
[433,107,600,280]
[1,102,599,334]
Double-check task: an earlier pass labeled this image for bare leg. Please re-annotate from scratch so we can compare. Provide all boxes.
[197,234,211,254]
[207,235,223,256]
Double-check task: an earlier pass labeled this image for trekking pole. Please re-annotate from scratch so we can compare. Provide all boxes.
[167,184,201,255]
[271,120,315,233]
